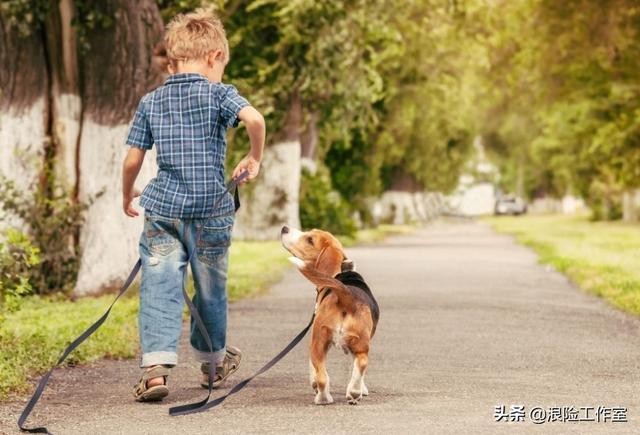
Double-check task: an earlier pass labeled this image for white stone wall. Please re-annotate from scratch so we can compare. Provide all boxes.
[529,195,587,215]
[561,195,587,215]
[448,182,496,216]
[373,191,445,225]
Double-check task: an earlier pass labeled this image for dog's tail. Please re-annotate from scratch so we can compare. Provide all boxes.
[299,266,348,292]
[290,259,354,309]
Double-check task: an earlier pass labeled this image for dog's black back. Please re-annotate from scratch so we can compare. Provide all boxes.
[335,271,379,337]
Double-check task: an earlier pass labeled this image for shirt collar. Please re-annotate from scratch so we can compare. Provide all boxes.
[164,73,208,85]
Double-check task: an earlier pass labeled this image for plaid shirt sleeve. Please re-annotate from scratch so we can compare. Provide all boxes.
[219,84,250,128]
[126,97,153,150]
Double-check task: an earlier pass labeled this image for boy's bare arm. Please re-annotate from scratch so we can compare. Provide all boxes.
[122,147,146,217]
[232,106,265,184]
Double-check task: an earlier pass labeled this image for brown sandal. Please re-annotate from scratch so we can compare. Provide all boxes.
[133,365,170,402]
[200,346,242,389]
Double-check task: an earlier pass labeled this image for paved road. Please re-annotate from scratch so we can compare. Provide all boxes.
[2,221,640,434]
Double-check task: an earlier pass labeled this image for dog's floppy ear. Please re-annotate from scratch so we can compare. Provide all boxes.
[315,245,344,276]
[341,259,356,272]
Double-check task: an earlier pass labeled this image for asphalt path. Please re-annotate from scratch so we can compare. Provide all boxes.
[2,220,639,434]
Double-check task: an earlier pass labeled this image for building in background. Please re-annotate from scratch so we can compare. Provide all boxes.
[447,137,498,216]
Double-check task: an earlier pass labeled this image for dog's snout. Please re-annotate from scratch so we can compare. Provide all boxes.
[281,225,290,234]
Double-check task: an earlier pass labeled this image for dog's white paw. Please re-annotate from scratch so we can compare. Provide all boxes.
[314,391,334,405]
[288,256,305,269]
[362,383,369,396]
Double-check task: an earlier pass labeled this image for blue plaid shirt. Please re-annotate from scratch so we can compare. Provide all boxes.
[126,73,250,218]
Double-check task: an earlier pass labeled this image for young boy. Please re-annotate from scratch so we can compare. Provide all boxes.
[122,9,265,402]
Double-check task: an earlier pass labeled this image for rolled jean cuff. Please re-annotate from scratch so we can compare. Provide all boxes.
[141,351,178,368]
[192,346,226,366]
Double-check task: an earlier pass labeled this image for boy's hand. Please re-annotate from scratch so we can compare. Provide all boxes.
[123,189,142,217]
[232,155,260,185]
[122,147,146,217]
[236,106,264,184]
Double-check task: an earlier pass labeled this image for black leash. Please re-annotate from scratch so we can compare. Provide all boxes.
[171,170,316,415]
[17,170,317,433]
[170,289,332,416]
[169,311,315,416]
[17,260,142,434]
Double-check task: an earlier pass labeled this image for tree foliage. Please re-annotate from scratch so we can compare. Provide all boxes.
[0,229,40,312]
[473,0,640,218]
[299,168,357,237]
[9,0,635,228]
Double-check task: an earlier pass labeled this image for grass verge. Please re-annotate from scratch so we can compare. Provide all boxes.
[485,214,640,316]
[0,225,413,400]
[0,240,288,400]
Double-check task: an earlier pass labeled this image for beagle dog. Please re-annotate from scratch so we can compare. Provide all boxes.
[280,225,379,405]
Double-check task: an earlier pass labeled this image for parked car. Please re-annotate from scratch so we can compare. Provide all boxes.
[494,196,527,215]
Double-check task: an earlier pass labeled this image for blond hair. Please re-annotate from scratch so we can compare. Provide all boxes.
[164,9,229,66]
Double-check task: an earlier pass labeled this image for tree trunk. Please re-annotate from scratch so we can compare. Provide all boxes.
[74,0,164,295]
[515,151,525,198]
[389,170,421,192]
[622,188,640,223]
[0,13,49,220]
[2,2,164,294]
[300,112,318,159]
[44,0,82,192]
[233,92,302,239]
[299,110,318,173]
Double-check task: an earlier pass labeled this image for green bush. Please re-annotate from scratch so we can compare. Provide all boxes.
[0,173,87,296]
[0,229,41,312]
[299,167,357,237]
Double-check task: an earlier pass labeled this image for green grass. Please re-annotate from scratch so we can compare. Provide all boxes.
[226,241,289,301]
[485,214,640,316]
[0,293,140,400]
[0,225,412,400]
[0,240,288,400]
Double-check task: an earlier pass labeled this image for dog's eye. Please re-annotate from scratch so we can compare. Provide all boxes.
[306,236,313,245]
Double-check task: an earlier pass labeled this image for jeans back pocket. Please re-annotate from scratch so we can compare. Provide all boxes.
[144,215,178,256]
[196,215,233,266]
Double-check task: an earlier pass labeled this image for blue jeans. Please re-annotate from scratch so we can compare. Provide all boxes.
[138,210,234,368]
